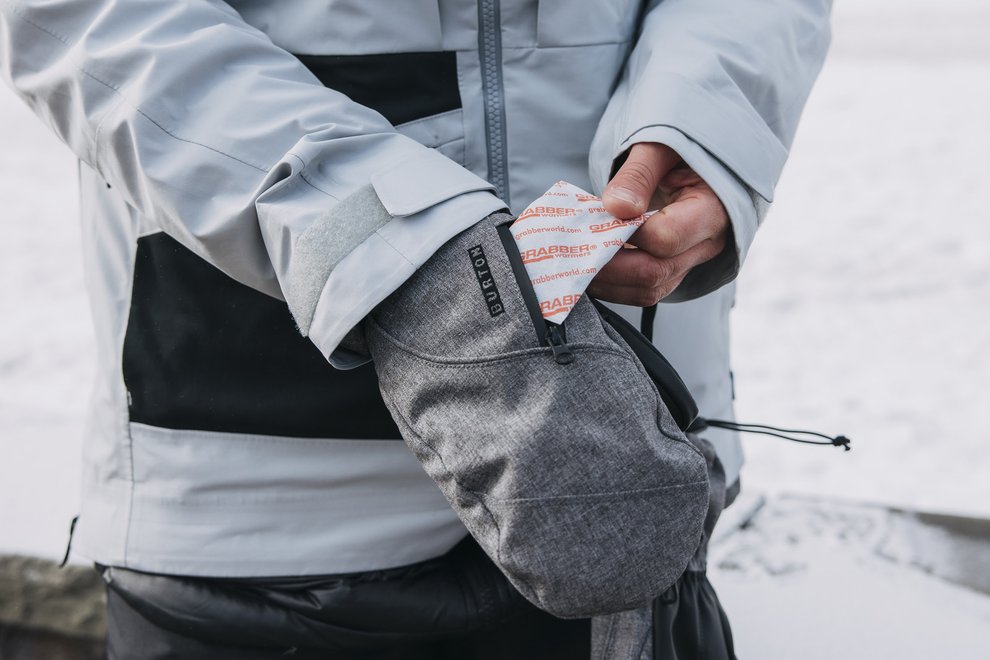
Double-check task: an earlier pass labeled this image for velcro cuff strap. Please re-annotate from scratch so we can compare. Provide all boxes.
[286,185,391,334]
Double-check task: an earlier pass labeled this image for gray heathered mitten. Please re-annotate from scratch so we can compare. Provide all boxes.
[364,212,710,619]
[591,434,731,659]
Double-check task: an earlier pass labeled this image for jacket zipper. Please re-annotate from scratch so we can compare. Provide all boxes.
[478,0,510,203]
[497,224,574,365]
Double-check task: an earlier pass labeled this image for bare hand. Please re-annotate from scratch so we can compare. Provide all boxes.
[589,143,730,306]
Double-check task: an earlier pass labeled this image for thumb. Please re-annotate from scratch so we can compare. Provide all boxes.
[603,143,681,219]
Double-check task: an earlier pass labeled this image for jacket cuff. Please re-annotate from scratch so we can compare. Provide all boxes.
[307,184,506,368]
[600,126,767,301]
[591,72,786,205]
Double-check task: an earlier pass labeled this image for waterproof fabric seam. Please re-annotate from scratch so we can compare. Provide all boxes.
[432,135,466,151]
[394,108,462,129]
[116,224,144,567]
[297,167,341,200]
[484,480,709,505]
[129,422,402,446]
[503,40,632,51]
[9,7,275,174]
[366,316,630,366]
[126,492,439,506]
[372,228,417,268]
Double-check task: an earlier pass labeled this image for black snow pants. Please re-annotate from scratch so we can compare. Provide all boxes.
[99,435,736,660]
[101,498,736,660]
[100,535,590,660]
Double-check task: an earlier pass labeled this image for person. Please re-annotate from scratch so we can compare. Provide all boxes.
[0,0,831,657]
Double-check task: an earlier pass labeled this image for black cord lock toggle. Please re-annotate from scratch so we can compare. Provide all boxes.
[691,419,852,451]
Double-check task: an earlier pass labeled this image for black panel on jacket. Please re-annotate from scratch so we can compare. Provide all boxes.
[122,233,402,439]
[295,51,460,125]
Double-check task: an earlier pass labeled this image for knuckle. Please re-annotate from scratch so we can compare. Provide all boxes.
[654,259,677,283]
[634,291,660,307]
[638,288,661,307]
[652,227,683,256]
[633,259,664,287]
[653,276,684,304]
[631,260,677,306]
[649,281,674,305]
[655,288,673,304]
[705,237,726,261]
[692,236,724,265]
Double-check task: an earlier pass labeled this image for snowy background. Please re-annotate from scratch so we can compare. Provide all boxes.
[730,0,990,520]
[1,0,988,657]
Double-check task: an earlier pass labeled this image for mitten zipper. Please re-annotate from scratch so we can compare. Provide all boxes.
[545,323,574,364]
[496,223,574,364]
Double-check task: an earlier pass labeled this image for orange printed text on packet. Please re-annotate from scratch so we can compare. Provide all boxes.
[589,218,644,233]
[540,294,582,317]
[515,206,579,222]
[520,243,595,264]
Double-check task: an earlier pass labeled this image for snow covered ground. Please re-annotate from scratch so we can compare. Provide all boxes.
[714,2,990,655]
[1,1,988,657]
[710,494,990,659]
[729,0,990,519]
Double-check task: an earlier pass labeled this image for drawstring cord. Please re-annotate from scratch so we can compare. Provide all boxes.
[694,418,852,451]
[59,515,79,568]
[636,305,850,451]
[640,303,658,342]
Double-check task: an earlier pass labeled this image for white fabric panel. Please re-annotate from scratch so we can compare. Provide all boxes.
[109,424,466,576]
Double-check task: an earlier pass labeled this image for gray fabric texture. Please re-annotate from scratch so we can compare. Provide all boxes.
[593,605,654,660]
[365,212,710,619]
[286,184,391,334]
[591,434,731,660]
[687,435,728,573]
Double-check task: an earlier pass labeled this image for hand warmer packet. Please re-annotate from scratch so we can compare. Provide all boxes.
[510,181,654,322]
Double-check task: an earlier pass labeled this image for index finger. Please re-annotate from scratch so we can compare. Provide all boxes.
[627,192,726,259]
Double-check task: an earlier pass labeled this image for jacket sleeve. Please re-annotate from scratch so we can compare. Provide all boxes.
[589,0,832,300]
[0,0,505,365]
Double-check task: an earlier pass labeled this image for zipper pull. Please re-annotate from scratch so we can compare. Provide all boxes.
[546,324,575,365]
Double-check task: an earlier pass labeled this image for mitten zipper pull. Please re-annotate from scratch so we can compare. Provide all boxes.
[546,324,574,365]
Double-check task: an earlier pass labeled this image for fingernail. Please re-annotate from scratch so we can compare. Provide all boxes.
[607,187,641,207]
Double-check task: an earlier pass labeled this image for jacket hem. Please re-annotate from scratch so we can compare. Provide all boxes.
[75,423,469,576]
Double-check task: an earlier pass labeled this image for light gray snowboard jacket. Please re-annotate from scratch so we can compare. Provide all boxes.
[0,0,830,576]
